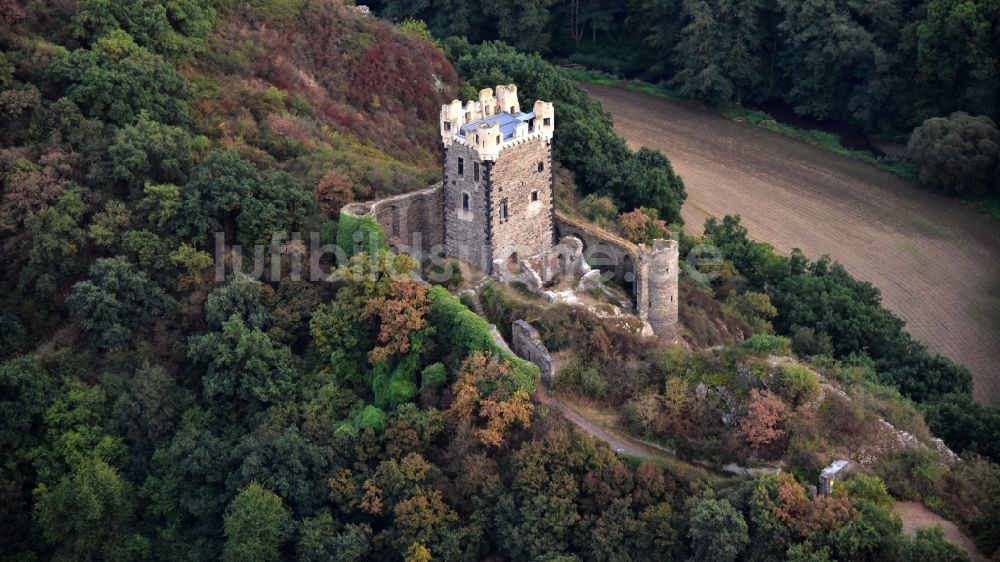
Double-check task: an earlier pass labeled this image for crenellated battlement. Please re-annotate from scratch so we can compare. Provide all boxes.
[440,84,553,160]
[351,83,677,341]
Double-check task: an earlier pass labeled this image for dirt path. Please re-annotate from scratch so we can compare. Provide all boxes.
[582,83,1000,404]
[895,501,985,560]
[535,386,778,480]
[535,385,668,460]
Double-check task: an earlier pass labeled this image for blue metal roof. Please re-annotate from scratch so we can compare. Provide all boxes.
[458,111,536,141]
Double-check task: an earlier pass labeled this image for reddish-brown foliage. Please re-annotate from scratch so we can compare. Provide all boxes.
[315,169,355,216]
[209,0,460,165]
[362,277,429,363]
[617,208,668,245]
[776,473,857,537]
[738,389,789,450]
[446,352,533,447]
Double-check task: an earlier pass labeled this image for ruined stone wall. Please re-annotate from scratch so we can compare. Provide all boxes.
[443,142,491,270]
[511,320,555,386]
[488,137,554,267]
[359,184,444,257]
[554,211,679,342]
[554,211,638,284]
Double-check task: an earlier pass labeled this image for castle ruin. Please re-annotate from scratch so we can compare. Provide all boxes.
[342,85,679,341]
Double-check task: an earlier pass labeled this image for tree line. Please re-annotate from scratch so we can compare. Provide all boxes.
[371,0,999,137]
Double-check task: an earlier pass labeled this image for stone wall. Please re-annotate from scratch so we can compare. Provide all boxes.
[488,137,554,266]
[554,211,639,284]
[511,320,555,386]
[443,142,491,269]
[554,211,679,342]
[342,183,444,260]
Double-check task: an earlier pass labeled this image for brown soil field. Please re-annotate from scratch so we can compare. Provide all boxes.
[581,83,1000,404]
[895,501,985,560]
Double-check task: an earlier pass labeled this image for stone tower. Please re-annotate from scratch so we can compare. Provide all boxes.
[636,240,680,342]
[440,85,555,271]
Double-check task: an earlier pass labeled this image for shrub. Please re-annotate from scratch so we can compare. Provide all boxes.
[316,170,354,217]
[50,30,189,126]
[742,334,790,356]
[874,449,944,501]
[395,18,432,41]
[420,363,447,389]
[774,364,820,407]
[617,208,668,245]
[790,326,833,357]
[908,112,1000,194]
[836,474,893,509]
[356,405,387,432]
[556,357,608,399]
[426,286,538,394]
[336,213,387,260]
[578,194,618,227]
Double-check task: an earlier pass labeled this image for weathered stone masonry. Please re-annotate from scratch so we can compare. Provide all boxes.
[342,83,679,342]
[555,212,679,341]
[342,183,444,255]
[441,84,556,271]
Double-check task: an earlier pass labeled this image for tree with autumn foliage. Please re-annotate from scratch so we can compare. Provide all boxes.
[775,473,856,539]
[617,208,669,245]
[738,389,788,451]
[315,169,355,217]
[447,352,533,447]
[362,277,430,364]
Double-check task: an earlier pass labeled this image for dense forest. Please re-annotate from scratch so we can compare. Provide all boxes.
[373,0,1000,196]
[1,0,999,561]
[372,0,1000,135]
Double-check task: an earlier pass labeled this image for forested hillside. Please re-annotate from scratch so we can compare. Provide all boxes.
[371,0,999,135]
[1,1,999,561]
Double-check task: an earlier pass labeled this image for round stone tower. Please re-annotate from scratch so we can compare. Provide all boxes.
[638,239,679,341]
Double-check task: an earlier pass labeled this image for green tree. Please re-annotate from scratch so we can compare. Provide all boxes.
[483,0,556,53]
[187,315,297,410]
[109,113,195,197]
[914,0,1000,121]
[73,0,216,57]
[900,527,970,561]
[775,0,890,125]
[223,482,290,562]
[138,182,183,230]
[822,501,901,562]
[50,30,189,126]
[686,492,749,562]
[0,355,53,459]
[298,511,339,561]
[88,200,131,249]
[671,0,764,105]
[20,189,87,294]
[111,363,191,463]
[34,457,135,562]
[120,231,172,273]
[236,171,317,247]
[230,426,330,514]
[205,274,271,330]
[69,256,173,350]
[175,149,259,241]
[30,382,128,485]
[169,242,213,290]
[908,112,1000,194]
[922,393,1000,461]
[73,0,170,51]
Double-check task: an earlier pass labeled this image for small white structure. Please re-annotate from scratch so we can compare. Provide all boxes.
[819,460,850,495]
